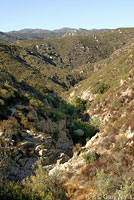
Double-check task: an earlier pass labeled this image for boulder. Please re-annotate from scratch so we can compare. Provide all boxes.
[74,129,84,136]
[56,138,73,150]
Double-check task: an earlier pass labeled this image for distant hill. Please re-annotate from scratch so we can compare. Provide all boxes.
[0,28,110,42]
[9,28,51,34]
[0,31,16,43]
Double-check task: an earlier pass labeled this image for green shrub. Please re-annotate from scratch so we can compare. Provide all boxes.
[0,164,68,200]
[71,119,99,144]
[74,97,86,113]
[95,169,120,196]
[0,118,20,138]
[93,82,109,94]
[49,111,61,122]
[83,151,100,164]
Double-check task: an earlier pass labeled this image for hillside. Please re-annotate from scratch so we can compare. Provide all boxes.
[50,36,134,199]
[0,28,134,199]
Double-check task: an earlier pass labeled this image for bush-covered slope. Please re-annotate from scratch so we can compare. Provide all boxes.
[50,37,134,199]
[1,28,134,199]
[17,28,134,69]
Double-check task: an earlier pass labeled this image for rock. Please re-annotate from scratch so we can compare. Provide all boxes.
[38,119,66,138]
[35,145,42,152]
[38,119,57,133]
[15,105,30,111]
[81,113,90,122]
[9,166,20,177]
[0,131,4,136]
[26,130,31,134]
[39,149,48,157]
[74,129,84,136]
[24,158,37,169]
[16,153,22,161]
[43,98,49,106]
[43,165,54,170]
[29,110,38,120]
[57,153,70,165]
[127,131,134,139]
[41,156,53,165]
[49,162,71,177]
[19,131,28,138]
[18,158,27,167]
[19,141,35,156]
[58,120,66,138]
[56,138,73,150]
[43,137,52,148]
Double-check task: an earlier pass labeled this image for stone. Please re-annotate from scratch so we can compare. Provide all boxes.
[24,158,36,169]
[74,129,84,136]
[127,131,134,139]
[19,141,35,156]
[43,98,49,106]
[16,153,22,161]
[18,158,27,167]
[41,156,51,165]
[56,153,70,165]
[58,120,66,138]
[39,149,48,157]
[56,138,73,150]
[81,113,90,122]
[29,110,38,120]
[0,131,4,136]
[38,119,66,138]
[43,165,54,170]
[19,131,28,138]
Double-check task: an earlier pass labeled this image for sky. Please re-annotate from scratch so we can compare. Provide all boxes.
[0,0,134,32]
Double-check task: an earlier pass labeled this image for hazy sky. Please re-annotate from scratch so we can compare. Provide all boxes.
[0,0,134,32]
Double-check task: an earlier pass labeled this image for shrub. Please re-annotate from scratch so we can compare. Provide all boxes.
[0,163,68,200]
[49,111,61,122]
[0,118,20,138]
[73,143,82,153]
[119,178,134,197]
[93,82,110,94]
[95,169,120,196]
[71,118,99,145]
[74,97,86,113]
[83,151,100,164]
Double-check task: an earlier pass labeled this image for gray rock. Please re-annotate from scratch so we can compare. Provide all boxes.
[81,113,90,122]
[74,129,84,136]
[18,158,27,167]
[19,131,28,138]
[43,98,49,106]
[29,110,38,119]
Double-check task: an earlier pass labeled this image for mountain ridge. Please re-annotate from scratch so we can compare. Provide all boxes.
[0,27,110,43]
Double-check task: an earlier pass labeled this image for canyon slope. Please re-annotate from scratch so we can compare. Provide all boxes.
[0,28,134,199]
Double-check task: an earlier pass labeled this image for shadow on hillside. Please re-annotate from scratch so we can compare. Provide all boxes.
[27,50,57,66]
